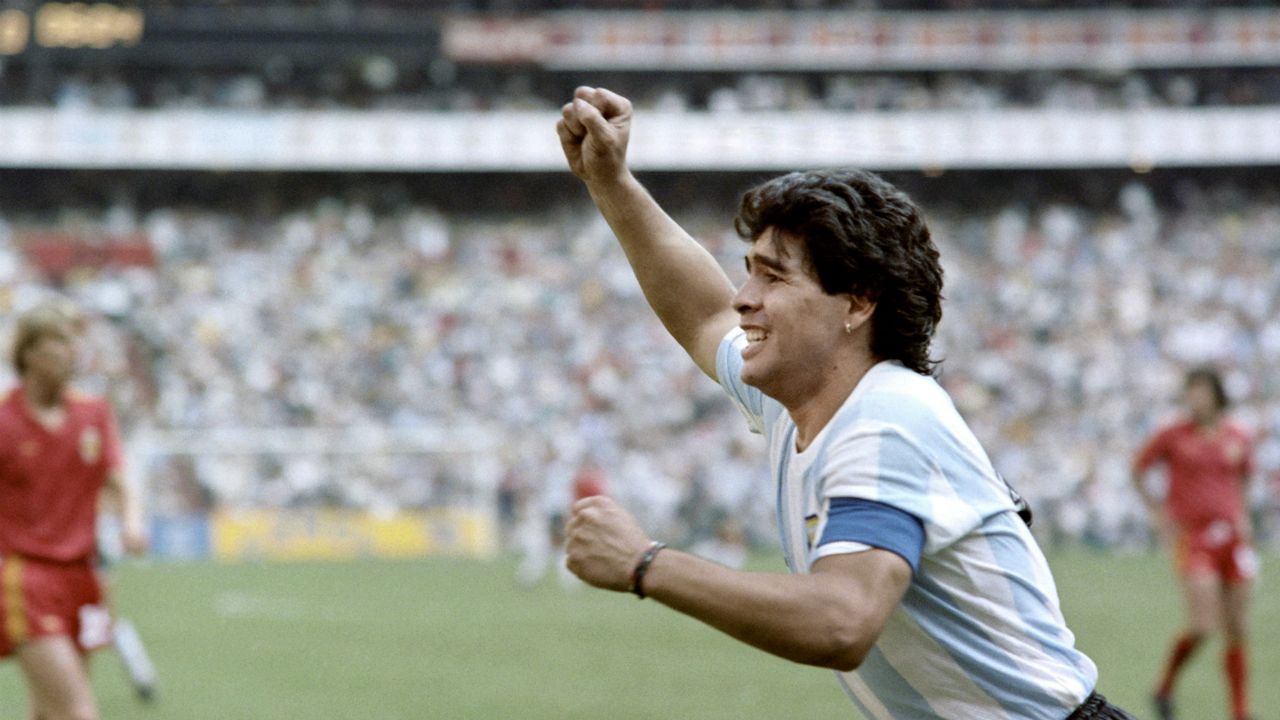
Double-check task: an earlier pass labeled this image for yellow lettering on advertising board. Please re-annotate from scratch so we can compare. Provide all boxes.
[212,509,497,562]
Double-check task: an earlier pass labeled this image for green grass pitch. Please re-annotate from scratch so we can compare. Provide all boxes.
[1,550,1275,719]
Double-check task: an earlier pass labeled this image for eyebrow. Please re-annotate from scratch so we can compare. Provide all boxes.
[745,252,788,274]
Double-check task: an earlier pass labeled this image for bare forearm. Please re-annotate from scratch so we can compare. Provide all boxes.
[105,471,144,533]
[641,550,870,671]
[585,173,737,378]
[1131,470,1160,513]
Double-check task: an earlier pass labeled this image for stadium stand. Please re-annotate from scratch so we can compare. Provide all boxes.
[0,169,1276,551]
[0,0,1275,554]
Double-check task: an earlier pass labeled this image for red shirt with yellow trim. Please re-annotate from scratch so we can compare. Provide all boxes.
[0,386,122,562]
[1135,418,1253,529]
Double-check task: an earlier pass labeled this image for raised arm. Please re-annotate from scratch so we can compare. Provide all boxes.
[557,86,738,380]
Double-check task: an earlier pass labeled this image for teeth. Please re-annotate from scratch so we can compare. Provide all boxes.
[745,329,767,342]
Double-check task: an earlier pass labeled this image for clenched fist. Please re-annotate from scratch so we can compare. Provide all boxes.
[556,86,634,186]
[564,495,652,592]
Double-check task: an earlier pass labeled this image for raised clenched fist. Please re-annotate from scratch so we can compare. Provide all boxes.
[556,86,634,186]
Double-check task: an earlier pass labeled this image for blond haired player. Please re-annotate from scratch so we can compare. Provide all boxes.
[0,301,147,720]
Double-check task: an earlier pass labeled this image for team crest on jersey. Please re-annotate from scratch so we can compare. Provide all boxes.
[804,514,819,550]
[20,440,40,458]
[79,427,102,464]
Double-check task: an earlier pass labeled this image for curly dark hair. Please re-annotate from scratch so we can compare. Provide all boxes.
[734,169,943,375]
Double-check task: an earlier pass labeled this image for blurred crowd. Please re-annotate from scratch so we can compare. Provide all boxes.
[0,173,1277,551]
[141,1,1280,11]
[614,69,1280,114]
[8,66,1278,114]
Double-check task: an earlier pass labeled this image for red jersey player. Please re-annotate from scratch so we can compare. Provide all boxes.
[1133,367,1256,720]
[0,302,147,720]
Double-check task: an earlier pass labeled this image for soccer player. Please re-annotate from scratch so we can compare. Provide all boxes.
[1134,368,1256,720]
[0,301,147,720]
[557,86,1134,719]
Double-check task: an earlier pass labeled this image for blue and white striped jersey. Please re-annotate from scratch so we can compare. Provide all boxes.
[716,327,1098,720]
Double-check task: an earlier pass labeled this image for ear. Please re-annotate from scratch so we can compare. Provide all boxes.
[844,293,876,332]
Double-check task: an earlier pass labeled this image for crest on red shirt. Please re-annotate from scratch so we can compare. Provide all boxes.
[20,440,39,458]
[79,427,101,464]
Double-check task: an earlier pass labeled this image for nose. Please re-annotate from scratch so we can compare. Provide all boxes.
[732,277,760,317]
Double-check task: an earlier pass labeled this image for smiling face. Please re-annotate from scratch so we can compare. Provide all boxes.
[732,228,874,406]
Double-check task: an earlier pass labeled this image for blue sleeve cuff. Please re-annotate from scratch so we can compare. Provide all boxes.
[816,498,925,573]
